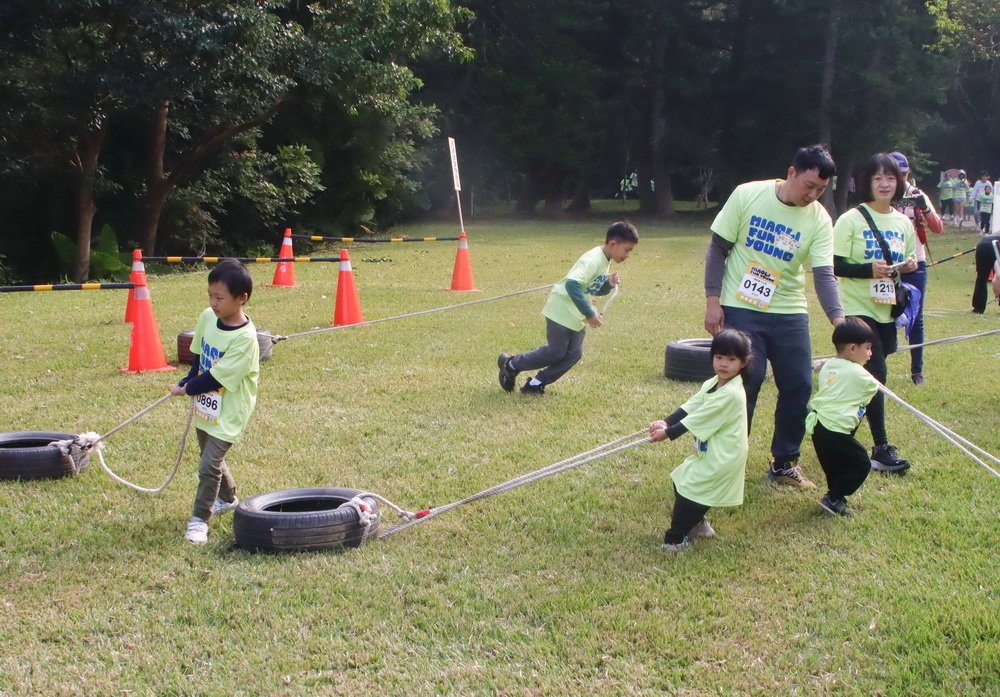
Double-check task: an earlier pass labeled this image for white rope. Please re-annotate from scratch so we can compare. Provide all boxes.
[54,393,195,494]
[878,384,1000,480]
[376,429,650,539]
[274,283,555,341]
[814,328,1000,363]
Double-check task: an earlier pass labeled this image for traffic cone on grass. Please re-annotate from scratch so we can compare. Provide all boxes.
[449,231,477,291]
[270,228,297,287]
[332,248,364,326]
[124,249,147,322]
[122,276,174,373]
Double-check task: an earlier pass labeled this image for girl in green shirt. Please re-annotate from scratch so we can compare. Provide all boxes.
[649,329,751,552]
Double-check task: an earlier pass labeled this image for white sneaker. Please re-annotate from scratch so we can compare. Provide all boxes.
[661,537,691,552]
[689,518,716,539]
[211,495,239,516]
[184,517,208,544]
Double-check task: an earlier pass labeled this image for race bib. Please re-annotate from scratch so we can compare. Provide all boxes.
[869,278,896,305]
[194,389,224,424]
[736,262,781,309]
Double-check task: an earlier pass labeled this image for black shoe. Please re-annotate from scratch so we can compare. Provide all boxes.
[520,379,545,395]
[870,444,911,473]
[497,353,517,392]
[819,494,853,517]
[911,373,926,386]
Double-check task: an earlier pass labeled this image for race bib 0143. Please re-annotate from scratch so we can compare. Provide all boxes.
[736,261,781,309]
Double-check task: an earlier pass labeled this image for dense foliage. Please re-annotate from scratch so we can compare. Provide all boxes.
[1,0,996,281]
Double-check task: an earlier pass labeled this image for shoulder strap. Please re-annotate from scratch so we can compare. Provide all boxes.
[855,205,894,264]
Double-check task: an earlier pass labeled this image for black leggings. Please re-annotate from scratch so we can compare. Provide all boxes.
[664,485,710,544]
[852,315,896,447]
[811,420,871,500]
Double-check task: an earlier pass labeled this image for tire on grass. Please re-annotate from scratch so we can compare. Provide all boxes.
[233,487,379,552]
[0,431,90,480]
[664,339,714,382]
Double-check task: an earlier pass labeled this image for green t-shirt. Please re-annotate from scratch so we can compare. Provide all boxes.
[953,180,969,201]
[542,246,611,331]
[979,192,994,214]
[833,205,916,323]
[938,179,954,200]
[669,375,748,508]
[190,307,260,443]
[711,179,834,314]
[805,357,880,435]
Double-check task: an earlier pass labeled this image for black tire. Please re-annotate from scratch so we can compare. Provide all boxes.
[177,331,196,365]
[233,487,379,552]
[664,339,714,382]
[0,431,90,480]
[178,329,274,365]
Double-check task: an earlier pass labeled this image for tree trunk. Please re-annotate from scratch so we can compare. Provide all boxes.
[138,100,171,254]
[641,30,672,216]
[834,153,855,216]
[565,173,591,212]
[71,126,106,282]
[818,0,840,218]
[717,0,759,200]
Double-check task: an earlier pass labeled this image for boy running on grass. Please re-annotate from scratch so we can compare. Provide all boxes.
[498,221,638,395]
[806,319,881,517]
[170,259,260,544]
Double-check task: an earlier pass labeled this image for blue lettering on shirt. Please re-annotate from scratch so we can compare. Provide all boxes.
[860,229,905,262]
[586,275,608,295]
[198,338,226,374]
[744,215,800,263]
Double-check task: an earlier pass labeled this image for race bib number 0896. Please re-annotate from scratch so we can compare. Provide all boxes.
[194,390,223,424]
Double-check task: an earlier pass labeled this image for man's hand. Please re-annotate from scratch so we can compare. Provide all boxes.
[586,313,603,328]
[704,296,725,336]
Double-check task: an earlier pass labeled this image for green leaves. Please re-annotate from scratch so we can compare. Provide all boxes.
[50,225,128,280]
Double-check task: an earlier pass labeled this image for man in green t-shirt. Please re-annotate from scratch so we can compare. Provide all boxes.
[703,144,845,489]
[498,221,638,395]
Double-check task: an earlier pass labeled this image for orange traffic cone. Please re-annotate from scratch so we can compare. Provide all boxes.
[332,248,365,326]
[122,276,175,373]
[124,248,147,322]
[449,231,477,291]
[270,228,297,287]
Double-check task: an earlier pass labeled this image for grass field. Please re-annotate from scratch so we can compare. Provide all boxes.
[1,211,997,695]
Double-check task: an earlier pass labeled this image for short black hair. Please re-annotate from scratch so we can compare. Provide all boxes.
[857,153,907,203]
[606,220,639,244]
[208,259,253,300]
[791,144,836,180]
[711,328,753,380]
[833,317,874,351]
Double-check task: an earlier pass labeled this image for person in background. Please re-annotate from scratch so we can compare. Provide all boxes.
[978,184,993,235]
[951,171,969,228]
[889,152,943,386]
[937,172,955,222]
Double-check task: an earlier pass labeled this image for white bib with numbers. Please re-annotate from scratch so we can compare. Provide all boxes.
[194,389,224,424]
[869,278,896,305]
[736,261,781,309]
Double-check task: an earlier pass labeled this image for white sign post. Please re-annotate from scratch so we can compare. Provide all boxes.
[448,137,465,233]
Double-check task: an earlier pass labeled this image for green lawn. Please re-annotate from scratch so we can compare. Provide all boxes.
[1,213,997,695]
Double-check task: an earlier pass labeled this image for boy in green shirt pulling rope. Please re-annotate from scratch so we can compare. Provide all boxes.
[806,319,881,517]
[171,259,260,544]
[498,221,638,395]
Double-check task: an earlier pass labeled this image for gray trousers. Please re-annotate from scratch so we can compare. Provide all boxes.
[512,318,585,385]
[193,429,237,521]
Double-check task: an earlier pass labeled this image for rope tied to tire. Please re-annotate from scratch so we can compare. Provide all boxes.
[51,393,196,493]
